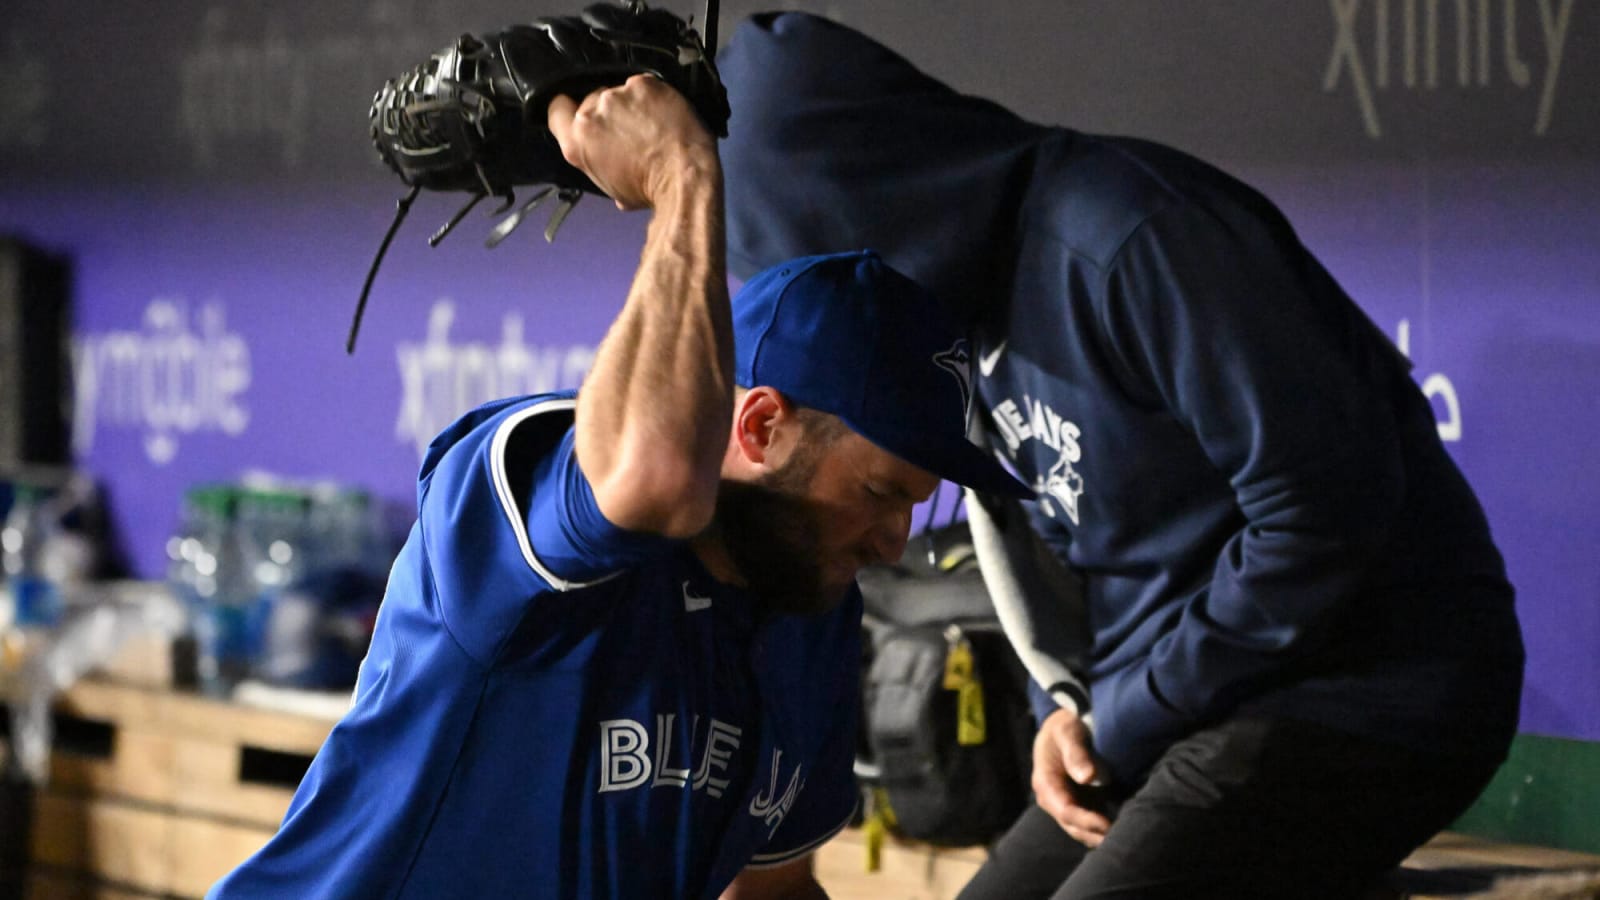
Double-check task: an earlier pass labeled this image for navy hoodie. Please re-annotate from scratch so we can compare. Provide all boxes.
[718,12,1524,785]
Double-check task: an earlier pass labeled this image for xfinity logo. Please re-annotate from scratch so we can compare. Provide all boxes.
[178,7,449,171]
[1323,0,1577,137]
[394,300,596,459]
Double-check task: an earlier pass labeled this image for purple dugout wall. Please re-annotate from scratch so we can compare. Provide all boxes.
[1,1,1596,745]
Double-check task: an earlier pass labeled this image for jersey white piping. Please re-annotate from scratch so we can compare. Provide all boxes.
[743,800,858,869]
[489,397,621,593]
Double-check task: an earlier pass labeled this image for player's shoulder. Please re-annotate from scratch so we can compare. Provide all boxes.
[420,390,578,482]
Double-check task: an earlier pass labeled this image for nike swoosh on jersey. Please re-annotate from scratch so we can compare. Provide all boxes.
[978,340,1008,377]
[682,580,713,612]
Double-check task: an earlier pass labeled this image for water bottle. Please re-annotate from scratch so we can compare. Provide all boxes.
[252,484,386,689]
[2,484,63,633]
[167,486,212,615]
[190,487,264,697]
[327,487,391,579]
[240,488,305,679]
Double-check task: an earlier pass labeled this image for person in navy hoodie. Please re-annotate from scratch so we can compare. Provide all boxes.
[209,75,1027,900]
[718,13,1524,899]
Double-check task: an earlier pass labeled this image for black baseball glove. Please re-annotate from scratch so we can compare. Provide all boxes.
[349,0,727,353]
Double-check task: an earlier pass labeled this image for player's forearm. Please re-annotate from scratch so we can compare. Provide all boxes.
[578,159,731,536]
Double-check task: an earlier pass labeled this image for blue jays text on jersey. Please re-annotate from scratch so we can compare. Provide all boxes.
[210,393,860,899]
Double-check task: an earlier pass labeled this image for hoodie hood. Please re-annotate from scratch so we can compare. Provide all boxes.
[718,12,1051,313]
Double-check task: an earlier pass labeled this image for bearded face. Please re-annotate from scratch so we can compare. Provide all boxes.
[710,406,940,617]
[712,440,849,617]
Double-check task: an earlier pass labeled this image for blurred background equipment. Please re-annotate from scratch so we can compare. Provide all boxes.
[1,468,388,899]
[855,520,1035,854]
[167,477,388,697]
[0,240,70,471]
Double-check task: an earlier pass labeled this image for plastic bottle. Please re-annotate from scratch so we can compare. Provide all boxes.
[189,487,264,697]
[241,488,307,679]
[252,483,387,689]
[2,484,63,634]
[357,489,398,579]
[331,487,390,579]
[167,486,212,615]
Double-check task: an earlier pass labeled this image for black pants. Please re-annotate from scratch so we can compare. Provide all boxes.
[956,716,1507,900]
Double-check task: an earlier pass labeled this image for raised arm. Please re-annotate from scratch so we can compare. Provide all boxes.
[548,75,732,538]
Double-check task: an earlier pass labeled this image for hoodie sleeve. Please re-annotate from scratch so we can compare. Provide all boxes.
[1085,200,1407,783]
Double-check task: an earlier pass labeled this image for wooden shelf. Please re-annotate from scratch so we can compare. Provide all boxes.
[816,829,988,900]
[23,678,340,899]
[19,679,1600,898]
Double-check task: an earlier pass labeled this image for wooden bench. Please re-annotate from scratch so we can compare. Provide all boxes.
[813,827,1600,900]
[12,678,336,898]
[10,678,1600,898]
[1388,832,1600,898]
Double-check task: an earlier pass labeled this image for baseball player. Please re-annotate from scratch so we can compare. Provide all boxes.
[209,74,1028,899]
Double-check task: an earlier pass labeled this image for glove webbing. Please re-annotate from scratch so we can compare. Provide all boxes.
[347,0,720,355]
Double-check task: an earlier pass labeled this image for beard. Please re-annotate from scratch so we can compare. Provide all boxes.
[711,461,850,618]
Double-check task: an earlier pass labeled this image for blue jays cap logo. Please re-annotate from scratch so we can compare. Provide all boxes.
[932,339,974,422]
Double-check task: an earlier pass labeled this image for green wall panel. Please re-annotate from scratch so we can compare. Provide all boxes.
[1454,733,1600,854]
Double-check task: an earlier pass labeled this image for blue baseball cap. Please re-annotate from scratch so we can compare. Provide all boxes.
[733,250,1032,498]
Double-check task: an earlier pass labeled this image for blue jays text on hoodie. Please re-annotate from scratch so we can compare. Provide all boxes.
[716,12,1524,786]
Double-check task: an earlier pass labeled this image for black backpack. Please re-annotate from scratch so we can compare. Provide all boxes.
[855,522,1035,847]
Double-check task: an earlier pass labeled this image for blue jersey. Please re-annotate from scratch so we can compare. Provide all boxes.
[211,393,861,899]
